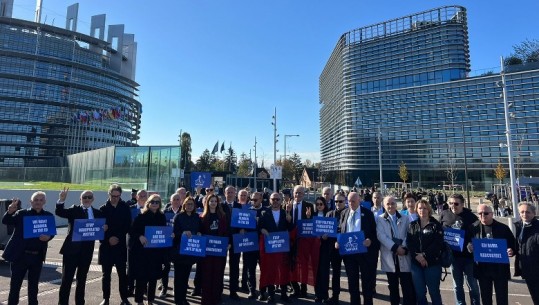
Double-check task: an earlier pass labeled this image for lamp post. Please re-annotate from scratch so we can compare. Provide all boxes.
[377,126,383,193]
[284,134,300,163]
[177,130,182,188]
[271,108,278,191]
[498,56,520,219]
[458,105,473,208]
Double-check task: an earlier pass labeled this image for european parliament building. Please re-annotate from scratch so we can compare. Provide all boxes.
[0,1,141,167]
[320,6,539,189]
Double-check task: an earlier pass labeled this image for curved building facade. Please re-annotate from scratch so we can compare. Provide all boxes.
[0,3,141,167]
[320,6,539,189]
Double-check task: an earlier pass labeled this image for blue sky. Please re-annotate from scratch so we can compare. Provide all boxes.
[12,0,539,166]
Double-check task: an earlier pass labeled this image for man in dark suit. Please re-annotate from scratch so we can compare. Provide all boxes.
[289,185,314,298]
[228,188,250,300]
[56,188,104,305]
[99,184,132,305]
[337,192,379,305]
[127,189,147,296]
[2,192,54,305]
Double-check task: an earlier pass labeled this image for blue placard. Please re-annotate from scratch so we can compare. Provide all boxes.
[164,212,175,226]
[444,227,465,251]
[72,218,105,241]
[264,231,290,253]
[179,235,207,257]
[191,172,212,189]
[23,215,57,239]
[232,231,259,253]
[231,209,257,229]
[196,207,203,214]
[205,236,229,257]
[472,238,509,264]
[313,217,338,237]
[145,226,173,248]
[131,207,141,221]
[338,231,367,255]
[242,203,253,210]
[360,201,372,209]
[297,219,314,237]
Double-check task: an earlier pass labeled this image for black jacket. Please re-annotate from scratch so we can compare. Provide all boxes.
[98,200,132,264]
[2,208,55,262]
[469,219,515,280]
[440,208,478,258]
[407,217,444,267]
[172,211,202,263]
[55,203,104,256]
[514,218,539,280]
[338,206,380,255]
[258,208,293,233]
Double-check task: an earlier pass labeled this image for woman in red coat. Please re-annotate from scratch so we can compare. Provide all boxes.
[200,194,229,305]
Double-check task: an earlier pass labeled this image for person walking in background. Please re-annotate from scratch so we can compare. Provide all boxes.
[130,194,167,305]
[467,204,515,305]
[56,188,104,305]
[172,197,202,305]
[440,194,480,305]
[376,196,415,305]
[2,192,54,305]
[406,199,444,305]
[514,202,539,304]
[98,184,132,305]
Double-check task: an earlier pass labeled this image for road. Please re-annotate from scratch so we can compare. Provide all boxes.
[0,228,532,305]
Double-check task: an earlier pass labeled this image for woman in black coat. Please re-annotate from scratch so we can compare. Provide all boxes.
[130,194,167,305]
[172,197,202,305]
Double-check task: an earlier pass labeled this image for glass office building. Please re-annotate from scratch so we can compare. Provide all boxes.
[0,2,141,167]
[320,6,539,189]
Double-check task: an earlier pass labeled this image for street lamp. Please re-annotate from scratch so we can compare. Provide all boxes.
[498,56,519,219]
[284,134,300,163]
[271,108,278,191]
[458,104,474,209]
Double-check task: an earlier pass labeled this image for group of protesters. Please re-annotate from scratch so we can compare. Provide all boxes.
[2,184,539,305]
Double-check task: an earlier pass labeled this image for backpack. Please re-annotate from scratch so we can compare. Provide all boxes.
[440,241,454,281]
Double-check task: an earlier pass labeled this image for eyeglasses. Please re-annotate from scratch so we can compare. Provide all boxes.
[478,212,491,216]
[150,200,161,205]
[335,200,344,203]
[110,195,121,198]
[82,195,93,200]
[448,201,460,206]
[206,189,214,192]
[271,198,280,201]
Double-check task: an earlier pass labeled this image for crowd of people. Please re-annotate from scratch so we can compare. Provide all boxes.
[1,184,539,305]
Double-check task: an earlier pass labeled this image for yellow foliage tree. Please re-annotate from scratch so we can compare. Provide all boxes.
[494,160,507,183]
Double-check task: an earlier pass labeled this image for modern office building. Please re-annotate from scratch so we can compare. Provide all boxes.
[320,5,539,189]
[0,1,141,167]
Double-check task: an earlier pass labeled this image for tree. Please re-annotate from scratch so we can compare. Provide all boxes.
[288,153,304,184]
[494,160,507,183]
[399,161,408,183]
[195,149,212,171]
[236,153,252,177]
[513,38,539,63]
[505,56,523,66]
[223,146,237,173]
[180,132,192,172]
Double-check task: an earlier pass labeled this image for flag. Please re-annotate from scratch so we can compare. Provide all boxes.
[220,142,225,153]
[211,141,219,154]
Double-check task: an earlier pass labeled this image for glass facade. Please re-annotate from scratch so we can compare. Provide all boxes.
[319,6,539,189]
[0,13,141,168]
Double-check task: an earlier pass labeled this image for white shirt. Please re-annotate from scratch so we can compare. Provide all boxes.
[84,207,94,219]
[347,208,362,232]
[272,210,281,226]
[293,201,303,221]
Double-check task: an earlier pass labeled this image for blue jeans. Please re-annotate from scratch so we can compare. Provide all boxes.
[450,256,480,305]
[410,263,442,305]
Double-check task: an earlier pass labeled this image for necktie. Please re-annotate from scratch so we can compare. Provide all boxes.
[294,204,299,223]
[83,208,88,219]
[348,210,355,232]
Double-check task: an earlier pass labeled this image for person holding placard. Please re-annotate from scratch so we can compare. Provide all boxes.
[159,192,183,298]
[2,192,54,305]
[228,188,249,300]
[406,199,444,305]
[514,202,539,304]
[376,196,415,305]
[98,184,132,305]
[336,192,378,305]
[440,194,480,305]
[56,188,104,305]
[314,196,331,303]
[172,197,202,305]
[259,192,293,303]
[200,194,229,305]
[466,204,515,305]
[243,192,267,299]
[130,194,168,305]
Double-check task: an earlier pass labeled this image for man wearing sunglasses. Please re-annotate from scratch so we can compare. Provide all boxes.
[56,187,104,305]
[467,204,515,305]
[440,194,480,305]
[98,184,133,305]
[127,190,148,297]
[243,192,267,299]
